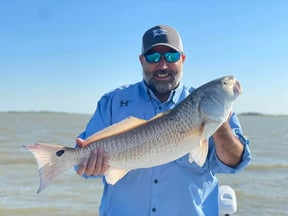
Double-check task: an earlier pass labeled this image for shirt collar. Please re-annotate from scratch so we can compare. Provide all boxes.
[140,80,184,105]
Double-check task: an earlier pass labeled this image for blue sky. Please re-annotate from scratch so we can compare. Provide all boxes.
[1,0,287,115]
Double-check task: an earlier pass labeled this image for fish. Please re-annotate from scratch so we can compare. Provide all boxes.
[23,75,242,193]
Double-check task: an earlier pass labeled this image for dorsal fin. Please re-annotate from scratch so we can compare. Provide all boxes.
[83,109,171,145]
[83,117,148,145]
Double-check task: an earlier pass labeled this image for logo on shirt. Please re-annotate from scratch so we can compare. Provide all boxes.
[120,100,132,107]
[153,29,168,37]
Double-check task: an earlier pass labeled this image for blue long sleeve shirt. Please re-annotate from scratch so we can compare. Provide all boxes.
[77,80,251,216]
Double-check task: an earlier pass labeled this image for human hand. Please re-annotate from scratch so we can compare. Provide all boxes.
[76,138,109,176]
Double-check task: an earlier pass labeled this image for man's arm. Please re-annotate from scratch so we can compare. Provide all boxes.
[212,117,244,167]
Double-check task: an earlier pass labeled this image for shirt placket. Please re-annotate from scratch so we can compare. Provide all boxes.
[150,167,160,215]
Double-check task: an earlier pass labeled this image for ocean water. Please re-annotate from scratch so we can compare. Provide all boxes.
[0,112,287,216]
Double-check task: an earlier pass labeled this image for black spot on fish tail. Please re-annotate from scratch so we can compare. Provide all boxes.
[56,149,65,157]
[201,121,206,128]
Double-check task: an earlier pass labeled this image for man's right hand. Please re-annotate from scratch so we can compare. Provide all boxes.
[76,138,109,176]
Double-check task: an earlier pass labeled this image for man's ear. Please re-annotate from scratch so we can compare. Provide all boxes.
[181,53,186,63]
[139,55,145,65]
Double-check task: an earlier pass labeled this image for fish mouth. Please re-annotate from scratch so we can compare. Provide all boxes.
[233,80,242,95]
[222,76,242,97]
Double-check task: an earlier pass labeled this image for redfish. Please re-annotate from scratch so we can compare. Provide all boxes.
[24,76,242,193]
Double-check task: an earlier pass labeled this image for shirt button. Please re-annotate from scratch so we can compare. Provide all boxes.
[159,106,162,110]
[154,179,158,184]
[152,207,156,212]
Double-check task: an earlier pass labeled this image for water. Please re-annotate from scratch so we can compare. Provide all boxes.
[0,112,287,215]
[218,115,288,215]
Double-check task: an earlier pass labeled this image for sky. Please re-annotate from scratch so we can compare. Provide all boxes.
[0,0,287,115]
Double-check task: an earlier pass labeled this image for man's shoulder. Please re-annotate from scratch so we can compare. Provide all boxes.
[106,82,142,95]
[100,81,144,102]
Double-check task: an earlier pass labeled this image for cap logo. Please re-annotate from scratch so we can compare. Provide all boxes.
[153,29,168,37]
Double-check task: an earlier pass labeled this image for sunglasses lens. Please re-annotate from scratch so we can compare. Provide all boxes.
[144,52,181,63]
[145,53,161,63]
[165,52,180,62]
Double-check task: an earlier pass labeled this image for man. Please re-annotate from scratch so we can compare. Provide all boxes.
[76,25,251,216]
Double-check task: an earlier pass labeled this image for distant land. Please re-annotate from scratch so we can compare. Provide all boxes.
[0,111,287,117]
[238,112,288,117]
[0,110,90,116]
[239,112,266,116]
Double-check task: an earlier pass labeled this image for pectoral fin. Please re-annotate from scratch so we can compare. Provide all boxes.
[104,167,130,185]
[186,123,209,167]
[189,138,209,167]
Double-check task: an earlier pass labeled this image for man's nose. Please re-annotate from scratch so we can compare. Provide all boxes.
[158,57,168,70]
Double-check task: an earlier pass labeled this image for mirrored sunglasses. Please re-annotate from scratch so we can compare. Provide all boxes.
[144,52,181,63]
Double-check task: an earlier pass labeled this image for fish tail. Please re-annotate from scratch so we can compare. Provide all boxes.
[23,143,74,193]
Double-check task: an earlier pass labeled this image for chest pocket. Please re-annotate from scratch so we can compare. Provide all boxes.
[175,154,208,175]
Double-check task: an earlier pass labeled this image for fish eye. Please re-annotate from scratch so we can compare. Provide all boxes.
[223,79,229,85]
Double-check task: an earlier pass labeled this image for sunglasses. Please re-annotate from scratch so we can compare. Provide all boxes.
[144,51,181,63]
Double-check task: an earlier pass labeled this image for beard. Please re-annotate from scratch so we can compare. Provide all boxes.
[143,69,182,94]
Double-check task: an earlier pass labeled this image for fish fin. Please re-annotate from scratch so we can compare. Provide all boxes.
[23,143,74,193]
[104,167,130,185]
[83,117,147,145]
[185,123,209,167]
[189,138,209,167]
[150,112,165,120]
[84,111,171,145]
